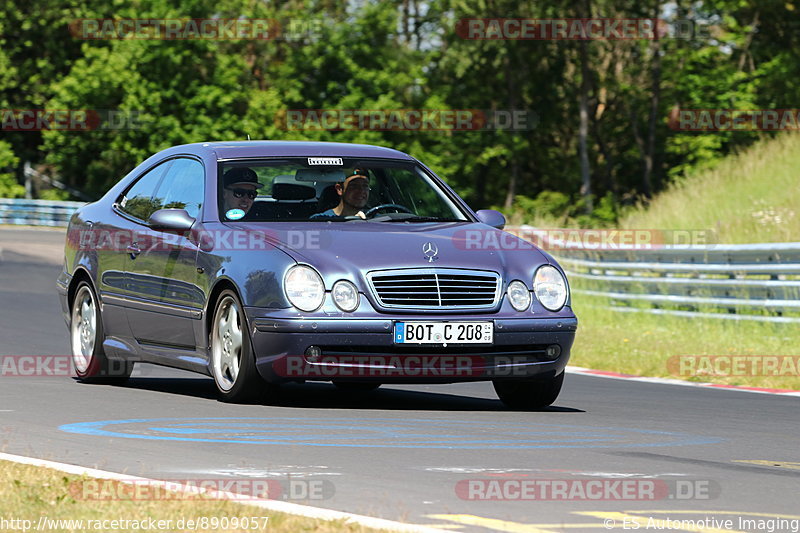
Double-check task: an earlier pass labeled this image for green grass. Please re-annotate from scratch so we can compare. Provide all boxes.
[569,296,800,390]
[621,133,800,243]
[0,460,385,533]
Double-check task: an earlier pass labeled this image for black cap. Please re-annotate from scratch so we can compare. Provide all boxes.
[223,167,263,189]
[339,168,369,186]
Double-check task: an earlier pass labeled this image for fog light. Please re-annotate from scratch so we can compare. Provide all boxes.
[305,345,322,362]
[546,345,561,359]
[507,280,531,311]
[332,280,359,312]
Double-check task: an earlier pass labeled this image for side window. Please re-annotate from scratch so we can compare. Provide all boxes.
[118,161,172,221]
[154,158,205,219]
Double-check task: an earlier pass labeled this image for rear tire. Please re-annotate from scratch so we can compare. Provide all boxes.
[493,373,564,410]
[210,290,275,403]
[70,281,132,383]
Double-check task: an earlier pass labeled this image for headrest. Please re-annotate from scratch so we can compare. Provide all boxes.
[294,168,346,182]
[272,182,316,201]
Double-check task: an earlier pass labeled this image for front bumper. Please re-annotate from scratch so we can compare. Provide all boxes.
[245,310,577,384]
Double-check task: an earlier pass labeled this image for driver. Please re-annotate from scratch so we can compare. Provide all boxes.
[313,168,370,218]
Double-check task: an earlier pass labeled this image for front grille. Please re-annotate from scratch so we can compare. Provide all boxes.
[367,268,501,310]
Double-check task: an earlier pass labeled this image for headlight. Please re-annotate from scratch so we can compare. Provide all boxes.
[284,265,325,312]
[332,280,359,312]
[507,280,531,311]
[534,265,568,311]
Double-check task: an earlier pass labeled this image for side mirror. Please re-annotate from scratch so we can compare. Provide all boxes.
[148,208,195,232]
[475,209,506,230]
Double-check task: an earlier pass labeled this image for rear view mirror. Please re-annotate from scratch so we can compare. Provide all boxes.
[295,168,345,182]
[475,209,506,229]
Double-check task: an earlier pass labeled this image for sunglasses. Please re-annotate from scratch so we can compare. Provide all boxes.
[228,188,257,199]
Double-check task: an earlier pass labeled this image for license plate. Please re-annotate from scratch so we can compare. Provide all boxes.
[394,322,493,345]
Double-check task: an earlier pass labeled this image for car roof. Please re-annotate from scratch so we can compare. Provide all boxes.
[165,140,415,161]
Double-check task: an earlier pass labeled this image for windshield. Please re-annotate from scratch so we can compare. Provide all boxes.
[218,158,470,222]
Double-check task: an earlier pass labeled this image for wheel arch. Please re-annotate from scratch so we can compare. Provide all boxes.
[67,267,95,311]
[204,277,245,348]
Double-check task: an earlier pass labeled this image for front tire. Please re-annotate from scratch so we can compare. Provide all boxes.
[210,290,270,403]
[70,281,132,383]
[493,373,564,410]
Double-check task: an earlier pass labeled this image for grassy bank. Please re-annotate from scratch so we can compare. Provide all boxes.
[0,460,382,533]
[621,133,800,243]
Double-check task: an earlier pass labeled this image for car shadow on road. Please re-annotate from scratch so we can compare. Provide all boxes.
[116,377,583,412]
[116,377,220,400]
[271,382,584,412]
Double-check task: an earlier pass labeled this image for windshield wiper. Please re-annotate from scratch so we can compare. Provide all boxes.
[308,215,365,222]
[379,215,464,223]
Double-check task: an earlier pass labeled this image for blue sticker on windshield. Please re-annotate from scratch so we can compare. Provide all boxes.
[226,209,245,220]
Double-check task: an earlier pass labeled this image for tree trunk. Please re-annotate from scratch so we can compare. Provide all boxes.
[644,2,662,198]
[503,45,520,210]
[578,0,593,213]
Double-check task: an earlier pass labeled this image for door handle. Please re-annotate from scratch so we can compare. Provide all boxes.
[127,243,141,259]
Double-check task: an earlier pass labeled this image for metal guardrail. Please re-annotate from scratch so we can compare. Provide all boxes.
[506,226,800,323]
[0,198,84,226]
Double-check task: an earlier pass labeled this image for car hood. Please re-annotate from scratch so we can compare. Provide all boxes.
[226,220,549,283]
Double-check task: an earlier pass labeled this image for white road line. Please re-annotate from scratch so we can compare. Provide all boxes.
[567,365,800,397]
[0,452,450,533]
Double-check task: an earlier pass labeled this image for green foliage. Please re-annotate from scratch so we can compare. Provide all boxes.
[0,0,795,228]
[0,175,24,199]
[122,196,162,222]
[509,192,572,222]
[574,193,618,228]
[503,190,617,228]
[37,188,71,201]
[0,141,23,198]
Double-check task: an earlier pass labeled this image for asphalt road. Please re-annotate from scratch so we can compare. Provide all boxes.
[1,227,799,532]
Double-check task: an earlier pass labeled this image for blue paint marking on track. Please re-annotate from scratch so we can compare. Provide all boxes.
[59,417,722,449]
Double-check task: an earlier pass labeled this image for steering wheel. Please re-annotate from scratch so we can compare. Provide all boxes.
[365,203,414,217]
